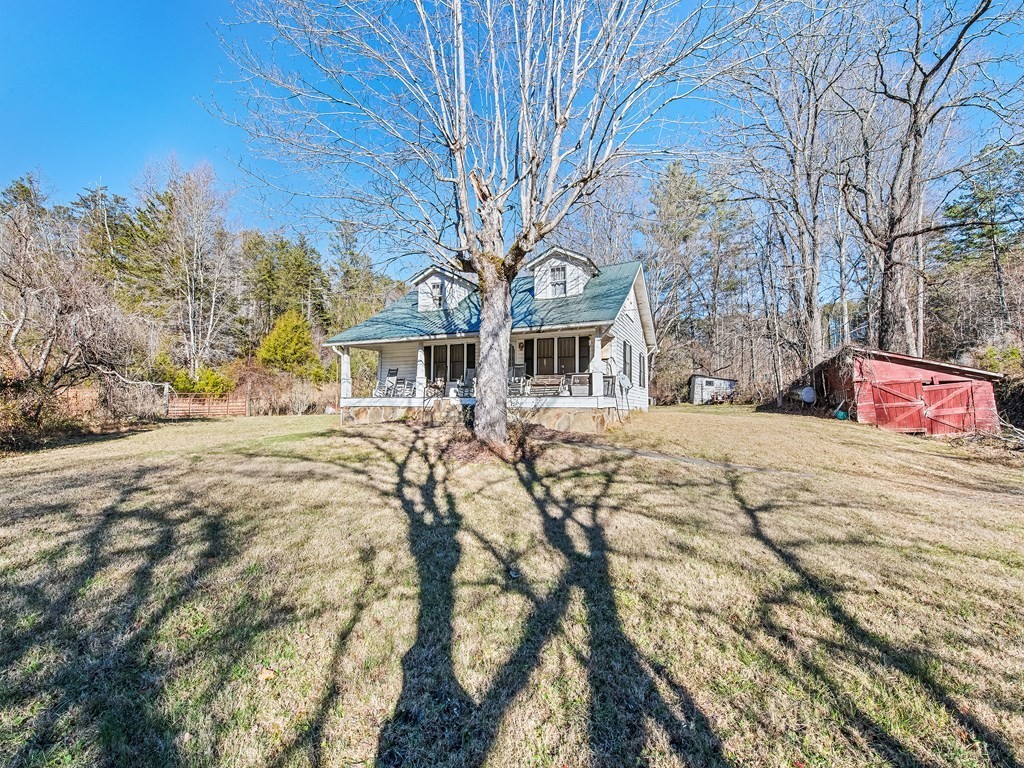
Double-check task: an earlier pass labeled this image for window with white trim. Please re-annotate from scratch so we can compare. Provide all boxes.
[550,265,567,297]
[430,281,443,309]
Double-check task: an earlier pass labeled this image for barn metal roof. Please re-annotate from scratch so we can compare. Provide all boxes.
[822,346,1004,380]
[325,261,644,347]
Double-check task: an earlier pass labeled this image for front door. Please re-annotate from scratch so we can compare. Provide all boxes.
[536,338,555,375]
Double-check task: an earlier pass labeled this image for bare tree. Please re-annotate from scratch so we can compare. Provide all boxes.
[711,0,864,367]
[221,0,768,444]
[554,175,648,267]
[128,161,240,378]
[838,0,1024,354]
[0,180,157,431]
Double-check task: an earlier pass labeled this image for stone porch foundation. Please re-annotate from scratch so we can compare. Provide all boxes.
[339,401,623,433]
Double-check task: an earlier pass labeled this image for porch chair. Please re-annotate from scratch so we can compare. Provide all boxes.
[508,366,529,396]
[372,368,399,397]
[458,368,476,398]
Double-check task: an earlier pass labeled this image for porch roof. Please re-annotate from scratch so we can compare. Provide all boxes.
[326,261,641,346]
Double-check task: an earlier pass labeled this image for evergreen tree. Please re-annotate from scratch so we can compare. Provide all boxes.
[944,147,1024,332]
[70,186,132,277]
[256,310,323,379]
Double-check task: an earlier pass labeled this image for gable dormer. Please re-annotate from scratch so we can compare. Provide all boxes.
[412,266,476,312]
[528,247,600,300]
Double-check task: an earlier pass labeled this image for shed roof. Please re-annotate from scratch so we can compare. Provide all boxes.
[688,374,738,384]
[821,346,1003,381]
[326,261,643,346]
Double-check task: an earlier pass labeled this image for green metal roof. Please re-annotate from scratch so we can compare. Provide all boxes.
[326,261,642,346]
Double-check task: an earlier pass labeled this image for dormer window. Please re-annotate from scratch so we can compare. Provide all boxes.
[430,281,442,309]
[551,265,567,297]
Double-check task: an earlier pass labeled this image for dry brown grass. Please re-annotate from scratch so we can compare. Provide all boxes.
[1,407,1022,767]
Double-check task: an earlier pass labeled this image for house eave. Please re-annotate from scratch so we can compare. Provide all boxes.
[324,320,609,349]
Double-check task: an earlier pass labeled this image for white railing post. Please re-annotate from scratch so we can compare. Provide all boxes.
[590,329,603,397]
[416,343,426,397]
[340,346,352,399]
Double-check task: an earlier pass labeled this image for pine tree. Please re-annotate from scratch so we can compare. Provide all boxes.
[944,147,1024,332]
[256,310,323,379]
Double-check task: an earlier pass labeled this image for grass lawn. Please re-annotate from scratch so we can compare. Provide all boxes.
[1,406,1022,767]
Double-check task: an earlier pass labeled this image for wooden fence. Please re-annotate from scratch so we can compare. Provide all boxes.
[166,392,249,419]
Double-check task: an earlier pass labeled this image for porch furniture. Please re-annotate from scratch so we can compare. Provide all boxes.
[373,368,399,397]
[424,378,445,398]
[508,366,529,396]
[458,368,476,397]
[529,375,565,396]
[396,379,415,397]
[568,373,591,396]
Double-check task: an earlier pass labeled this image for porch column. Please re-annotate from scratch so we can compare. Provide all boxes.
[340,346,352,399]
[590,329,603,397]
[416,343,426,397]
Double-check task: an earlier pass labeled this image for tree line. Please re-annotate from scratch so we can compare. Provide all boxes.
[4,0,1022,446]
[222,0,1023,444]
[558,144,1024,403]
[0,160,401,443]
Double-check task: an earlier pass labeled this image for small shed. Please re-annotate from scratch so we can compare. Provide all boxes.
[812,347,1002,435]
[688,375,738,405]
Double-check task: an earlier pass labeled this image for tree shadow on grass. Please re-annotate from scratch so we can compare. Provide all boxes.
[726,471,1022,768]
[356,428,733,767]
[0,460,301,767]
[1,464,219,765]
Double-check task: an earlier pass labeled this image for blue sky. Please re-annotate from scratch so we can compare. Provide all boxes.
[0,0,275,227]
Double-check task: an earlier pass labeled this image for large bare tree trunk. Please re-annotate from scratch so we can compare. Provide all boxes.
[838,233,851,346]
[475,261,512,445]
[878,243,914,353]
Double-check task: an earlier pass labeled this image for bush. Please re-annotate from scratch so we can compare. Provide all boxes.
[194,366,234,394]
[151,352,235,394]
[227,361,336,415]
[257,311,326,381]
[1,379,90,450]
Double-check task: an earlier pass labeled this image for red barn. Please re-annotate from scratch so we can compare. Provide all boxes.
[812,347,1003,436]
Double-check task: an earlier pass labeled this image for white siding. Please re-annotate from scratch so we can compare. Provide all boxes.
[605,288,650,411]
[689,377,737,404]
[416,274,472,311]
[377,342,421,387]
[534,257,590,299]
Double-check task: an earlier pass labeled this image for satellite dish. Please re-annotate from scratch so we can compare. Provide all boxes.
[801,386,816,404]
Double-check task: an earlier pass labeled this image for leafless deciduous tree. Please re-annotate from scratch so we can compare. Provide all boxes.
[222,0,769,443]
[712,0,865,367]
[0,188,157,431]
[838,0,1024,354]
[128,161,241,378]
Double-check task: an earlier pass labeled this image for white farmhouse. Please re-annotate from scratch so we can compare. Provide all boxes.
[325,247,657,432]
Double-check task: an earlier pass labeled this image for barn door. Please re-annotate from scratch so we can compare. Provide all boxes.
[922,383,975,435]
[871,381,926,433]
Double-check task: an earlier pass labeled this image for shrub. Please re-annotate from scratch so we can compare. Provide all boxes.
[257,311,326,381]
[194,366,234,394]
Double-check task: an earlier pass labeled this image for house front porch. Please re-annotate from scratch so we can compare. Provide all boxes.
[331,326,641,432]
